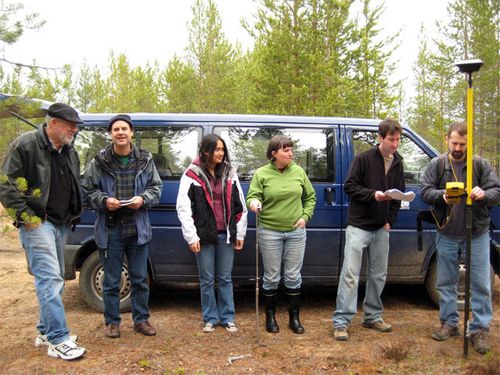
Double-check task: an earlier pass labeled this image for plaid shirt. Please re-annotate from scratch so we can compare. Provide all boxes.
[111,151,137,238]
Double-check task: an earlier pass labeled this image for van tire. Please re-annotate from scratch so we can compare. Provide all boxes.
[79,251,132,313]
[425,258,495,310]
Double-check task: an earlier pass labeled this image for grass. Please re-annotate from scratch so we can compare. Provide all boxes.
[381,341,411,362]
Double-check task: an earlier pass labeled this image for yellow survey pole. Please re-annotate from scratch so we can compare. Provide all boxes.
[455,58,483,358]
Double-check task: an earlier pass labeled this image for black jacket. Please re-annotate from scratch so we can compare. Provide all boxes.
[420,154,500,236]
[345,145,405,230]
[177,160,247,245]
[0,124,82,226]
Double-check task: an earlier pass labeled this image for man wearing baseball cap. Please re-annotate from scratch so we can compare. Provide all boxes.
[82,114,162,338]
[0,103,86,360]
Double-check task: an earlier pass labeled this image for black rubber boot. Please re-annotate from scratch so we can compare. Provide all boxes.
[262,289,279,333]
[286,288,304,334]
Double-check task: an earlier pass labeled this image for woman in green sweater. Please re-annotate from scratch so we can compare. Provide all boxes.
[246,135,316,334]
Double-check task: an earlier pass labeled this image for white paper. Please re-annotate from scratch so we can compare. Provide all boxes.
[119,198,136,206]
[384,189,416,202]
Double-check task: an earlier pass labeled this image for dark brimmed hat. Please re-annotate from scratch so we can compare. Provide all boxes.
[47,103,82,124]
[108,114,134,131]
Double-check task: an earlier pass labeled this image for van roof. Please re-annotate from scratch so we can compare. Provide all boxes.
[80,113,397,128]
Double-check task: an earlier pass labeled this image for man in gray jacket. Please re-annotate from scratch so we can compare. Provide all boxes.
[421,121,500,354]
[82,114,162,339]
[0,103,86,360]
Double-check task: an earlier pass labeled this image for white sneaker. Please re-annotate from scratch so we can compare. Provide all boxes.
[47,339,86,360]
[35,334,78,348]
[224,322,238,333]
[203,322,216,333]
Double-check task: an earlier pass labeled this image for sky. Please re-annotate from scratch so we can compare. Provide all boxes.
[6,0,449,99]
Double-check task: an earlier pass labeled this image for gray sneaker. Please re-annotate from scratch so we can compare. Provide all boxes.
[470,328,490,354]
[333,327,349,341]
[431,323,459,341]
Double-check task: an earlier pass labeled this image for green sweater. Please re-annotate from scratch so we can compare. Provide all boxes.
[246,161,316,232]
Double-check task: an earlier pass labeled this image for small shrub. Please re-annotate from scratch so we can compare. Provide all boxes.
[138,358,151,368]
[381,341,411,362]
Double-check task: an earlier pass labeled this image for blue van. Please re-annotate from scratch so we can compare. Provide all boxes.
[62,113,499,312]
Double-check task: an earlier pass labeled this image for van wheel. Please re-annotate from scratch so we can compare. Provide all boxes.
[79,251,132,313]
[425,258,495,310]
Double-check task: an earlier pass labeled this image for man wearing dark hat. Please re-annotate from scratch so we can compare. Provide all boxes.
[0,103,86,360]
[82,114,162,338]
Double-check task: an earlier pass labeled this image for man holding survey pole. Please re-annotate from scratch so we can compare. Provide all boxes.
[421,121,500,354]
[82,114,162,338]
[333,119,408,341]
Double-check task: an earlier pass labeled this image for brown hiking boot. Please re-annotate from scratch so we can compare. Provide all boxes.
[105,323,120,338]
[470,328,490,354]
[333,327,349,341]
[134,321,157,336]
[431,323,459,341]
[361,320,392,332]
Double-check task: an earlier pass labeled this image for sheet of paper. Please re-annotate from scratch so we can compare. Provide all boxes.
[119,198,136,206]
[384,189,416,202]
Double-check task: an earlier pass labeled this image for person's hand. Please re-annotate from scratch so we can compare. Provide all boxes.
[470,186,485,201]
[374,191,390,202]
[24,223,41,231]
[234,239,244,251]
[249,199,262,213]
[127,196,144,210]
[384,223,391,231]
[294,218,306,228]
[106,197,121,211]
[189,241,201,253]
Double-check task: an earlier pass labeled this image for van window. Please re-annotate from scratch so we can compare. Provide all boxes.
[351,130,431,184]
[75,126,202,178]
[215,126,335,182]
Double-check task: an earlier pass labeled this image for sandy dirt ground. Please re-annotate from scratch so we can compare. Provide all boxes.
[0,230,499,375]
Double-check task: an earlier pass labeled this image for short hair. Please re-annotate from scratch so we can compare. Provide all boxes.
[447,122,467,137]
[378,118,402,139]
[266,135,293,161]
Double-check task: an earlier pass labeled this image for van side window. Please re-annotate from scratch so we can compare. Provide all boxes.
[351,130,431,184]
[75,126,202,179]
[215,126,335,182]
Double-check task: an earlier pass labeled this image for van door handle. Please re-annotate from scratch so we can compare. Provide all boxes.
[325,187,334,205]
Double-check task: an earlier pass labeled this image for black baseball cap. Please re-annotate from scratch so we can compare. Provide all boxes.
[107,114,134,131]
[47,103,82,124]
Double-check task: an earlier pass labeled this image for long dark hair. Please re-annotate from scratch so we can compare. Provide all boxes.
[198,134,231,179]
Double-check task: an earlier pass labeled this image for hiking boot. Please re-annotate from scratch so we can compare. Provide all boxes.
[431,323,459,341]
[333,327,349,341]
[47,339,86,360]
[35,334,78,348]
[224,322,238,333]
[105,323,121,338]
[134,321,157,336]
[361,320,392,332]
[203,322,216,333]
[470,328,490,354]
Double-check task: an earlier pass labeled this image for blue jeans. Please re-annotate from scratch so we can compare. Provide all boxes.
[19,221,70,345]
[99,226,150,325]
[195,234,235,325]
[333,225,389,328]
[435,232,492,332]
[258,227,306,291]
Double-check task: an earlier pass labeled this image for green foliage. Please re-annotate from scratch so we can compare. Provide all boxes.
[138,358,151,368]
[407,0,499,174]
[0,2,45,46]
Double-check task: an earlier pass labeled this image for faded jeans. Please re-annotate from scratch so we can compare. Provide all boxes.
[435,232,492,333]
[333,225,389,328]
[99,226,150,325]
[258,226,306,291]
[19,221,71,345]
[195,234,236,325]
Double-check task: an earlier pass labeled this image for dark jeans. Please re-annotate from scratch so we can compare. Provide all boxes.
[99,226,150,325]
